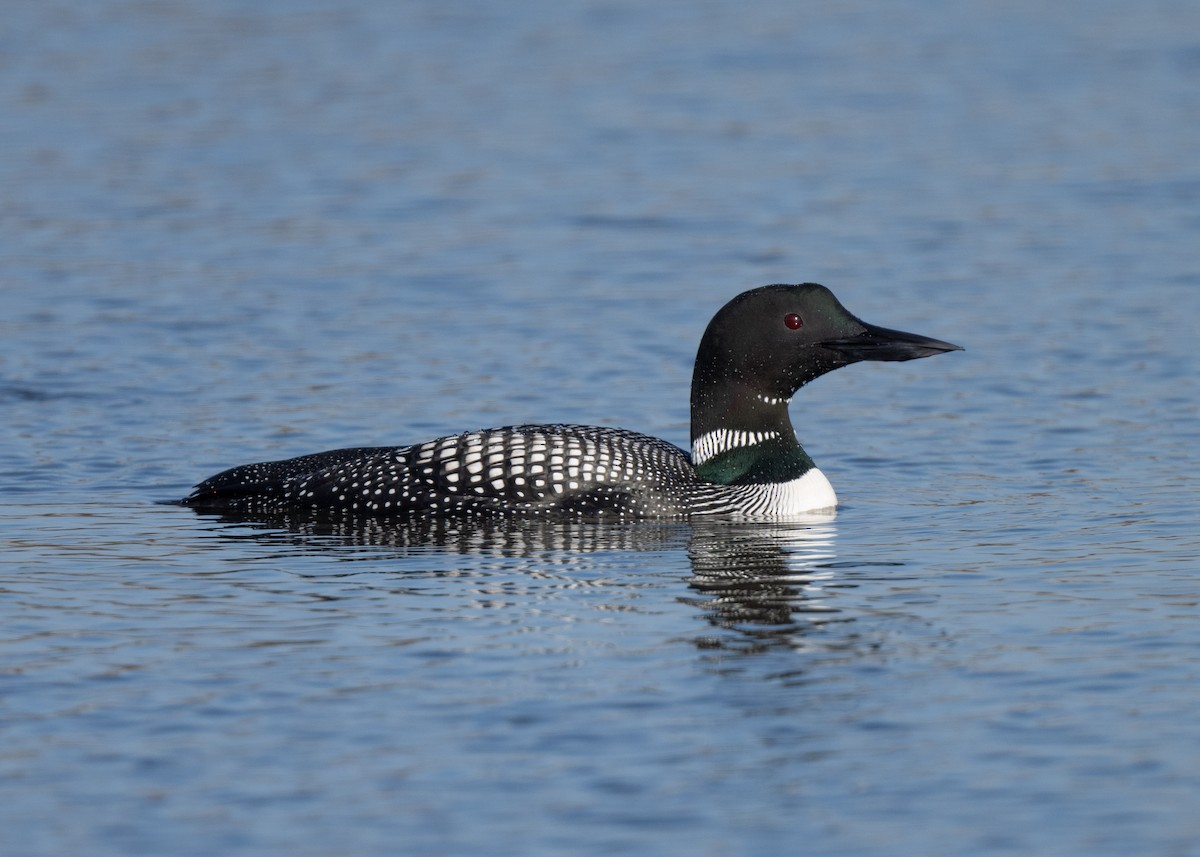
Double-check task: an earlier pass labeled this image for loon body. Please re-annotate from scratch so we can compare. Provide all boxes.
[180,284,960,520]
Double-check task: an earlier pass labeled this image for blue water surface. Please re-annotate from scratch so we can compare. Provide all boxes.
[2,1,1199,855]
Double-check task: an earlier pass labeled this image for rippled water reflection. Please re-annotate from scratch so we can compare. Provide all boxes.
[184,509,851,654]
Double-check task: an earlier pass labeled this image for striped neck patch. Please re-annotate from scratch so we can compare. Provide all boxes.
[691,428,781,466]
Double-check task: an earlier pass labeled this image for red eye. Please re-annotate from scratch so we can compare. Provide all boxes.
[784,312,803,330]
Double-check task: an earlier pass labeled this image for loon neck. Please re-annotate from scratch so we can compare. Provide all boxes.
[689,381,815,485]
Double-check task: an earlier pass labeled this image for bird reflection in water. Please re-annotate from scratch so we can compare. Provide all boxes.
[184,508,849,655]
[683,517,842,656]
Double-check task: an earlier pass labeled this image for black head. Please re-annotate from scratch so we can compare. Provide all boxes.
[690,284,962,435]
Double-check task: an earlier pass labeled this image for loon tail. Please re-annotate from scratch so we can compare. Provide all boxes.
[177,446,390,509]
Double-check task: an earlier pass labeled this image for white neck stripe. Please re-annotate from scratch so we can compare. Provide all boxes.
[691,428,781,466]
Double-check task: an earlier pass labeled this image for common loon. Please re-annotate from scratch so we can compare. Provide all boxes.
[179,284,960,520]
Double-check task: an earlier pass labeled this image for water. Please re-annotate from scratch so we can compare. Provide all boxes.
[3,0,1199,854]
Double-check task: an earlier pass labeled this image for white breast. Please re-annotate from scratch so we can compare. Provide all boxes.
[740,467,838,516]
[684,467,838,517]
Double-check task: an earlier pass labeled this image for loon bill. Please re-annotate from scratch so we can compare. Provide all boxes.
[179,283,961,520]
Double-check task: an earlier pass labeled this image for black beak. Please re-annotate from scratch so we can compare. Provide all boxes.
[823,322,963,363]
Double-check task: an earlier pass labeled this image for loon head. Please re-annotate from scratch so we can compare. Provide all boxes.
[690,283,962,448]
[692,283,962,399]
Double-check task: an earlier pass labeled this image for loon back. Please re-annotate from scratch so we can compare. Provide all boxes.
[179,284,961,520]
[187,426,693,518]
